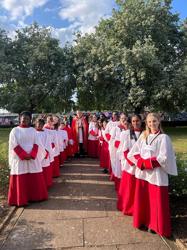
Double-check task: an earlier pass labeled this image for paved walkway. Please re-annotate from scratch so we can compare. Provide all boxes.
[0,158,178,249]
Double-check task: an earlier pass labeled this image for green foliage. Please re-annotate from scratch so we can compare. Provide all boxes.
[0,128,9,198]
[0,156,9,198]
[169,153,187,197]
[73,0,186,112]
[0,24,76,113]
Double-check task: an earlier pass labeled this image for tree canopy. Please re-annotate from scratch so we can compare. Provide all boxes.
[0,0,187,113]
[0,23,75,113]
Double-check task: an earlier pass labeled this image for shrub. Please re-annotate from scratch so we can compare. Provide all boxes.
[0,153,9,199]
[169,153,187,197]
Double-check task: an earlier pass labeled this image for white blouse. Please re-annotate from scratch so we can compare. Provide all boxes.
[127,133,178,186]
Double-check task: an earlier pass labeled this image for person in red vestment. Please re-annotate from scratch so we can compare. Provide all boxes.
[71,110,88,157]
[60,120,74,158]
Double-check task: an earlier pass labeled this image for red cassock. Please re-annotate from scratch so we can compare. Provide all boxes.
[99,130,110,169]
[71,116,88,154]
[63,126,74,157]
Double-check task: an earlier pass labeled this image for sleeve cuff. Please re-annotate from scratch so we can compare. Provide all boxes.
[124,150,134,166]
[114,140,120,148]
[105,133,111,141]
[14,145,29,160]
[30,144,38,159]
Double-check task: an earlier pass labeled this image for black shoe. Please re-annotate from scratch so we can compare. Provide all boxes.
[148,228,156,234]
[138,225,148,231]
[102,169,108,174]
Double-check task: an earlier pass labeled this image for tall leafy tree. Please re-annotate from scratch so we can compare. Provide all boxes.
[0,23,75,113]
[74,0,186,112]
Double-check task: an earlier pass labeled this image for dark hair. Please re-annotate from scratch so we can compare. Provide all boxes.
[19,111,32,120]
[131,114,142,121]
[35,118,45,126]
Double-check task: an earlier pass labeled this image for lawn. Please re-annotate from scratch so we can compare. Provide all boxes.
[0,128,11,157]
[164,127,187,154]
[1,127,186,157]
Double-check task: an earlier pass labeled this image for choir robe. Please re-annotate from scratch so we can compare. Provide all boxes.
[104,120,119,179]
[127,132,178,237]
[63,126,74,157]
[88,121,99,158]
[99,129,110,169]
[110,125,127,192]
[44,126,60,177]
[8,126,48,206]
[117,129,141,215]
[36,129,53,188]
[59,129,68,164]
[71,116,88,154]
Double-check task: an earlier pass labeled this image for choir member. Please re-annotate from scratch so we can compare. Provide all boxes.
[61,120,74,159]
[117,114,142,215]
[127,113,178,237]
[99,120,111,173]
[35,118,53,188]
[44,115,60,177]
[110,113,128,191]
[88,114,99,158]
[8,111,48,206]
[104,112,119,178]
[71,110,88,157]
[59,121,69,165]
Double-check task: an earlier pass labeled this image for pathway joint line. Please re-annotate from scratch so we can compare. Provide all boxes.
[0,206,16,234]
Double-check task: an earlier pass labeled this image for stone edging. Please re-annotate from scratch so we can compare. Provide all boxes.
[173,233,187,250]
[0,206,16,233]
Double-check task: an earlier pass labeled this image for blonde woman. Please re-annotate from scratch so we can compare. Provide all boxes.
[127,113,177,237]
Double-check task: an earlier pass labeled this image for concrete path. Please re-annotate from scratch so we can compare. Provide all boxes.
[0,158,178,249]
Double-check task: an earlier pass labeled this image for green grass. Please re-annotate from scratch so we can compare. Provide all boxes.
[0,127,186,158]
[164,127,187,154]
[0,128,11,158]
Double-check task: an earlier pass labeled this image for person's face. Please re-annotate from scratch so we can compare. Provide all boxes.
[123,121,128,130]
[47,117,53,125]
[147,116,160,132]
[36,122,43,130]
[112,114,117,121]
[98,121,102,127]
[93,115,97,122]
[53,116,59,125]
[20,115,30,126]
[131,117,141,130]
[120,114,127,123]
[103,121,107,129]
[77,111,82,118]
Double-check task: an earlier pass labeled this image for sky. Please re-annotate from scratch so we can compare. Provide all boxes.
[0,0,186,46]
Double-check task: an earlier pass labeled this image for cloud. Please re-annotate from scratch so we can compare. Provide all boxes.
[0,0,49,20]
[0,0,116,46]
[56,0,115,45]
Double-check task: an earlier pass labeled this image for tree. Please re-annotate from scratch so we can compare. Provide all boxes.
[73,0,186,112]
[0,23,76,113]
[0,29,12,83]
